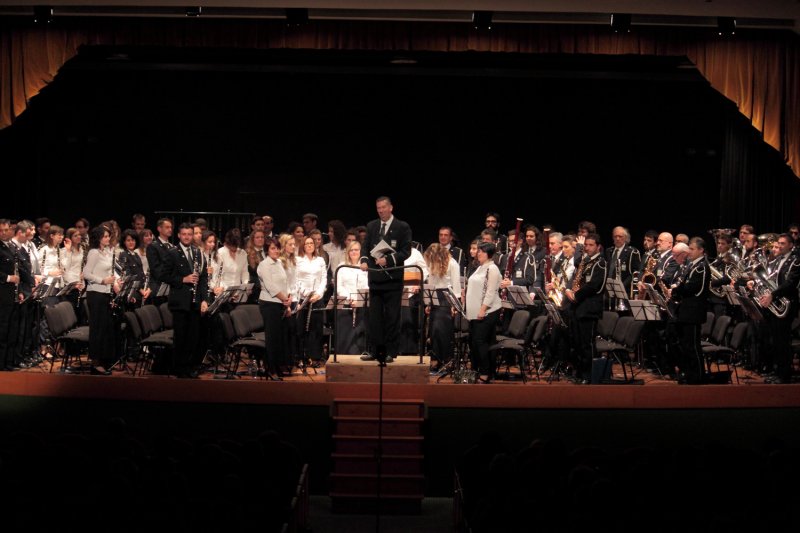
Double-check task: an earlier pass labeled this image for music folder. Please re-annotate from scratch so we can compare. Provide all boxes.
[370,239,395,259]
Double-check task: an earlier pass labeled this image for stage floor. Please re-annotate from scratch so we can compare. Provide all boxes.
[1,355,798,410]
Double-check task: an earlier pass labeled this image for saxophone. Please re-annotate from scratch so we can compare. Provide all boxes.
[640,251,659,285]
[571,255,589,292]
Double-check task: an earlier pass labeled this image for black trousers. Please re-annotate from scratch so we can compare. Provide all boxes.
[260,301,287,369]
[335,308,366,355]
[296,301,324,361]
[87,291,114,366]
[368,287,402,358]
[0,301,20,368]
[429,304,454,362]
[15,298,35,359]
[469,309,499,375]
[572,317,597,379]
[764,304,795,380]
[676,321,704,384]
[172,308,199,373]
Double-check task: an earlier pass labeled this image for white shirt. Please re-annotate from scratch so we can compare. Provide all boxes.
[216,246,248,289]
[39,245,67,287]
[295,255,327,298]
[26,241,40,275]
[465,261,502,320]
[257,256,288,304]
[404,247,429,279]
[83,248,118,294]
[323,242,346,273]
[378,215,394,238]
[427,257,462,296]
[138,249,149,275]
[63,248,84,284]
[336,264,369,300]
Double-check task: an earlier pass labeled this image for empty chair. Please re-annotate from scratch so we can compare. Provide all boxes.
[702,321,747,384]
[597,311,620,339]
[45,302,90,373]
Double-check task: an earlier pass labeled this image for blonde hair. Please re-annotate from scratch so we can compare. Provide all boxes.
[345,241,362,266]
[424,243,450,278]
[278,233,296,268]
[245,229,265,269]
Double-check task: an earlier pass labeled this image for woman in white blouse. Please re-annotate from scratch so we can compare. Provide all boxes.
[323,219,347,273]
[63,227,85,291]
[38,225,68,290]
[295,236,327,365]
[278,233,298,364]
[466,242,502,382]
[82,226,120,375]
[335,241,369,354]
[216,229,248,295]
[257,237,292,380]
[423,243,462,370]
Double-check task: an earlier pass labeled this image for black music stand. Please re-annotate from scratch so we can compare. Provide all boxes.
[507,285,534,308]
[434,288,472,383]
[155,282,170,298]
[643,283,673,319]
[605,278,630,312]
[55,281,81,298]
[734,286,763,322]
[629,300,661,322]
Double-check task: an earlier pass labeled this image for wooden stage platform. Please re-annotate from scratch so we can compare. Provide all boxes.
[1,356,798,411]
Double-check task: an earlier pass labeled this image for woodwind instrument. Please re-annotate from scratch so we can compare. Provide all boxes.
[13,247,19,302]
[500,217,523,318]
[191,250,200,305]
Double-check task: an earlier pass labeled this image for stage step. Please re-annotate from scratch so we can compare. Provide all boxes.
[330,397,426,514]
[333,416,424,437]
[333,398,425,418]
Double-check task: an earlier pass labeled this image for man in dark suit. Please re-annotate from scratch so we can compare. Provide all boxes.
[564,233,607,384]
[360,196,412,363]
[438,226,466,270]
[146,217,173,304]
[666,237,711,385]
[0,219,23,371]
[605,226,641,308]
[758,234,800,384]
[164,223,209,378]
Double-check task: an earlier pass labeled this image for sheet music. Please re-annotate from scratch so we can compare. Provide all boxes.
[370,239,395,259]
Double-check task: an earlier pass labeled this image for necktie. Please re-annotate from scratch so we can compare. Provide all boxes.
[610,248,619,276]
[379,223,386,239]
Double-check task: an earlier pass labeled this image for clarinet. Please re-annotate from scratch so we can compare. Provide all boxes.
[78,245,89,302]
[13,247,20,302]
[109,247,119,310]
[191,250,200,305]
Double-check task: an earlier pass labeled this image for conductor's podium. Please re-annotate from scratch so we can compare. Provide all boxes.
[325,355,431,384]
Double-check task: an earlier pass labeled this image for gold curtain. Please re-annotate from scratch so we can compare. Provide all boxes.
[1,20,798,176]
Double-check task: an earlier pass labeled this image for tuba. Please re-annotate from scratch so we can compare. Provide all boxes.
[708,262,726,298]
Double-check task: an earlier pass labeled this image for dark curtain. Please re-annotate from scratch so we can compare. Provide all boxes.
[1,19,799,178]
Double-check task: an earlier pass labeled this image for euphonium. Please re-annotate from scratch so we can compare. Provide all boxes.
[750,262,790,318]
[708,263,726,298]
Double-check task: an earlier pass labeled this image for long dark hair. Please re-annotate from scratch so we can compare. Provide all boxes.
[89,226,109,250]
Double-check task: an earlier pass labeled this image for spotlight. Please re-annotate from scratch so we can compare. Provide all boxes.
[717,17,736,36]
[185,6,202,17]
[472,11,493,31]
[610,13,631,33]
[286,8,309,27]
[33,6,53,24]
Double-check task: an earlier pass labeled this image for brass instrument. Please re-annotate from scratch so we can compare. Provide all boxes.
[750,261,790,318]
[614,255,629,312]
[549,270,565,307]
[708,262,726,298]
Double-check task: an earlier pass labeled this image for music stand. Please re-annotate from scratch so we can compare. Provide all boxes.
[721,285,739,306]
[156,282,170,298]
[206,286,239,316]
[629,300,661,321]
[435,288,471,383]
[56,281,80,297]
[605,278,630,310]
[643,283,673,319]
[507,285,534,308]
[422,284,440,307]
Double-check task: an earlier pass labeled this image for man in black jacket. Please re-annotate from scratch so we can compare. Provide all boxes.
[666,237,710,385]
[360,196,412,363]
[146,218,173,304]
[164,223,209,378]
[605,226,641,308]
[564,233,607,384]
[0,220,24,370]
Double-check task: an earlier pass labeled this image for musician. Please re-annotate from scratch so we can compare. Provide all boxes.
[755,234,800,384]
[299,213,316,235]
[295,236,327,366]
[278,233,298,366]
[709,234,734,318]
[216,229,248,291]
[675,234,690,245]
[605,226,641,306]
[499,231,541,294]
[309,229,329,267]
[335,241,369,355]
[344,229,358,248]
[788,224,800,250]
[522,225,546,264]
[262,215,276,238]
[120,229,148,306]
[564,233,607,384]
[247,215,266,244]
[39,225,68,290]
[547,232,564,264]
[132,213,146,233]
[83,226,120,375]
[739,225,755,246]
[32,217,50,249]
[424,244,462,369]
[355,226,368,245]
[62,228,86,309]
[137,229,153,279]
[544,235,577,370]
[484,213,507,253]
[641,230,659,263]
[663,238,711,384]
[245,229,266,304]
[287,222,306,253]
[12,221,38,365]
[465,239,480,279]
[146,218,174,303]
[258,237,292,379]
[194,218,208,232]
[438,226,466,270]
[466,242,502,382]
[359,196,412,363]
[323,220,347,273]
[192,223,204,248]
[164,223,209,378]
[0,219,24,371]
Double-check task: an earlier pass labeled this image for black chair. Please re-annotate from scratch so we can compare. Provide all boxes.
[702,314,731,348]
[134,305,173,375]
[700,311,716,341]
[45,302,90,373]
[489,310,531,382]
[702,320,747,384]
[228,305,269,379]
[595,316,645,383]
[597,310,620,340]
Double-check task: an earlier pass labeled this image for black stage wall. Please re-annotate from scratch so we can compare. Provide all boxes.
[1,47,797,242]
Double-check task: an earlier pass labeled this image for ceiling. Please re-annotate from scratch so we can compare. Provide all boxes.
[0,0,798,32]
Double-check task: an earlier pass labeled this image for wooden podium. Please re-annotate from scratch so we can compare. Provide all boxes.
[325,355,431,384]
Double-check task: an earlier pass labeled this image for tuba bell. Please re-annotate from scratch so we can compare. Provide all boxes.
[750,262,790,318]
